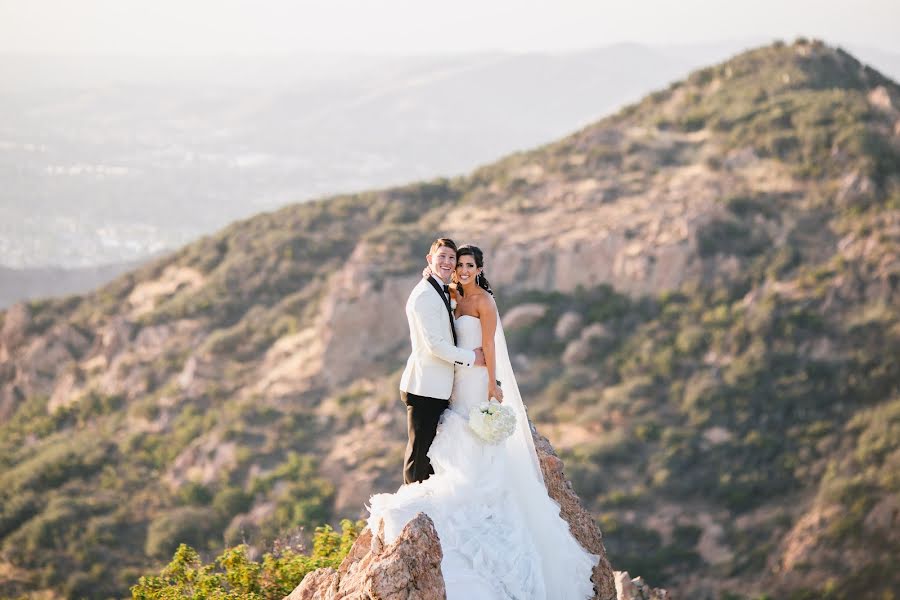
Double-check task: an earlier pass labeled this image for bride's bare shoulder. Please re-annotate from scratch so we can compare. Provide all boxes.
[473,291,497,315]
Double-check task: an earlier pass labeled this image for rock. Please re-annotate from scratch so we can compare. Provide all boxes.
[867,86,894,112]
[96,317,135,361]
[285,568,338,600]
[287,513,445,600]
[532,428,618,600]
[1,302,31,350]
[555,311,584,340]
[502,303,548,330]
[178,356,198,390]
[563,338,592,366]
[562,322,612,366]
[165,435,238,488]
[615,571,671,600]
[47,370,81,413]
[863,494,900,543]
[722,147,758,169]
[582,323,612,340]
[702,426,733,445]
[836,170,875,209]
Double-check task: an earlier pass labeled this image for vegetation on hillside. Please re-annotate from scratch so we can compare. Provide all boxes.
[1,40,898,599]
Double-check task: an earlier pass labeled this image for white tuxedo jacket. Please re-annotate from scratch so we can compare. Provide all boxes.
[399,277,476,399]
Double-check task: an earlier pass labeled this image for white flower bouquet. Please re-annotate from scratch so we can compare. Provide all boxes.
[468,399,517,444]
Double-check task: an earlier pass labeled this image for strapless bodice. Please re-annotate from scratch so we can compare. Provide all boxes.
[450,315,487,414]
[454,315,483,350]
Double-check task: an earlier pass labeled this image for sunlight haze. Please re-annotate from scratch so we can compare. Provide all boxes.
[1,0,898,56]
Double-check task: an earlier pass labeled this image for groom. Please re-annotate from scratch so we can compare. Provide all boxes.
[400,237,485,484]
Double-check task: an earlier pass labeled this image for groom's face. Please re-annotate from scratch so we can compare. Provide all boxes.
[427,247,457,284]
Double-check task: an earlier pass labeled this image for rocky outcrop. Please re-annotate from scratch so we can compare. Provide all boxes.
[532,428,617,600]
[0,302,31,351]
[285,513,445,600]
[286,427,657,600]
[615,571,671,600]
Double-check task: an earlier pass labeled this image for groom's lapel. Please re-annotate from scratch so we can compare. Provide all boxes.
[424,275,458,345]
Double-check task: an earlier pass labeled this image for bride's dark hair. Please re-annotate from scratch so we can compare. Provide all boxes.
[455,244,493,296]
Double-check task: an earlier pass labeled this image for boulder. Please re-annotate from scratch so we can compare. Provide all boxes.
[615,571,671,600]
[502,303,548,330]
[286,513,445,600]
[555,311,584,340]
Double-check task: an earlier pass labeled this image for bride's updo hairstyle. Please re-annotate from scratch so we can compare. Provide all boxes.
[456,244,493,296]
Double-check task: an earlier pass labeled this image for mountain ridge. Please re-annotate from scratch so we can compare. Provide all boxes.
[1,39,899,599]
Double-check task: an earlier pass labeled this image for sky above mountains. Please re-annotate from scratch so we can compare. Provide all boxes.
[1,0,899,56]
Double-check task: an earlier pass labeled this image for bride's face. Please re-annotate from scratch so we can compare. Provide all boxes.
[455,254,482,286]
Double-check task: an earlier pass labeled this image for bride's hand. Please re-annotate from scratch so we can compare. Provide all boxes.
[489,384,503,403]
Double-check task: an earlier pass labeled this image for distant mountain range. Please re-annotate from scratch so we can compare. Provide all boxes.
[7,39,896,276]
[0,261,146,308]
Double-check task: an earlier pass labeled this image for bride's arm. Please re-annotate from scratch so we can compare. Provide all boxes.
[477,295,502,402]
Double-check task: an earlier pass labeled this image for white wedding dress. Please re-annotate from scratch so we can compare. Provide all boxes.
[368,315,597,599]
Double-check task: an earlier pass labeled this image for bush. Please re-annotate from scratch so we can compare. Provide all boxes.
[3,496,99,566]
[132,519,364,599]
[145,506,220,558]
[601,520,701,586]
[0,490,41,538]
[213,486,254,519]
[179,482,214,506]
[697,218,770,258]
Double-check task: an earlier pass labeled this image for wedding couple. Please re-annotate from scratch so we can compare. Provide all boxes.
[367,238,598,599]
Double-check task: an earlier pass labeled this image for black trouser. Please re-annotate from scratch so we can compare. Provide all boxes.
[403,391,450,484]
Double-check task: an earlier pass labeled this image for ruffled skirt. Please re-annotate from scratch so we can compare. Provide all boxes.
[368,407,596,600]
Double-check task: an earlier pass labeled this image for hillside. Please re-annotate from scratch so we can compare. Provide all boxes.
[1,39,899,599]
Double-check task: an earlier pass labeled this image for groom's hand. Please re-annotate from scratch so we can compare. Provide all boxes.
[473,347,486,366]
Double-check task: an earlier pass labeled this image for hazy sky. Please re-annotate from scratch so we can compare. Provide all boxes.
[1,0,898,56]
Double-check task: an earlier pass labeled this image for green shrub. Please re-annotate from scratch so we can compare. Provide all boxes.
[179,482,214,506]
[132,520,364,599]
[0,490,41,538]
[213,486,254,519]
[145,506,221,558]
[3,496,102,566]
[601,520,701,586]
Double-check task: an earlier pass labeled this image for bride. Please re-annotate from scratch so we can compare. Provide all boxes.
[368,244,597,599]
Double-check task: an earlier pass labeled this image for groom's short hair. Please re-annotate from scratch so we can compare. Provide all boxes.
[429,237,457,256]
